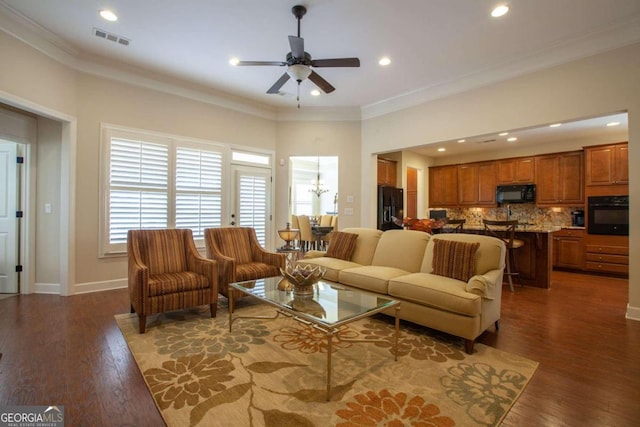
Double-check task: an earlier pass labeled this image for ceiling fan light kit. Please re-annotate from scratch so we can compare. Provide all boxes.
[234,4,360,106]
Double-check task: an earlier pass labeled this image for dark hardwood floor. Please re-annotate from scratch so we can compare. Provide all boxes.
[1,271,639,426]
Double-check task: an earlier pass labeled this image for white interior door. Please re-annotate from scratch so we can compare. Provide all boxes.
[0,141,19,293]
[231,165,271,248]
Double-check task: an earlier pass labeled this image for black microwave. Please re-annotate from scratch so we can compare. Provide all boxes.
[496,184,536,204]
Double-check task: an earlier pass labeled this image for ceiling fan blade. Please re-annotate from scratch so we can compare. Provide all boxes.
[308,71,335,93]
[288,35,305,58]
[310,58,361,67]
[236,60,287,66]
[266,73,291,94]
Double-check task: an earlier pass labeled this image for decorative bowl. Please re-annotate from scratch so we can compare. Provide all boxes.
[280,265,326,295]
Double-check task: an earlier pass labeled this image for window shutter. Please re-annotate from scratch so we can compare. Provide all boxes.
[175,147,223,238]
[238,173,268,245]
[109,139,168,244]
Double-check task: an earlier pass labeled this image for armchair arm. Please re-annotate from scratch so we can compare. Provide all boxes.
[127,239,149,314]
[185,238,218,293]
[254,247,286,270]
[466,268,503,300]
[205,240,237,291]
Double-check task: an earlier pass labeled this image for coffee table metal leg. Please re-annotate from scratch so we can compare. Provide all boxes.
[228,290,234,332]
[326,329,334,401]
[394,305,400,361]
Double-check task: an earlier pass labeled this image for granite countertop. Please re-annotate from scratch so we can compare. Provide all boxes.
[447,224,562,233]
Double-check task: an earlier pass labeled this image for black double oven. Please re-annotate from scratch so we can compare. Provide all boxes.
[587,195,629,236]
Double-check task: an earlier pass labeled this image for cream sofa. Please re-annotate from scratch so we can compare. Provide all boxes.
[297,228,506,353]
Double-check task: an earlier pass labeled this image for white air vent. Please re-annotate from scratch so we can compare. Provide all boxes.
[93,27,130,46]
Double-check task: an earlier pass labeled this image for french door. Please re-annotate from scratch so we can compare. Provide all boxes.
[230,165,272,248]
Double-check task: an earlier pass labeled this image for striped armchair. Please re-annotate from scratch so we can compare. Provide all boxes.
[127,229,218,333]
[204,227,285,298]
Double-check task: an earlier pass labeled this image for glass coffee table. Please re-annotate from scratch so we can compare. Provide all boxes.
[229,276,400,401]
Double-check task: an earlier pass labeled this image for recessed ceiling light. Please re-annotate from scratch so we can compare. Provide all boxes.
[437,148,446,152]
[310,89,320,96]
[229,57,240,66]
[499,132,509,136]
[378,57,391,66]
[549,123,562,127]
[606,121,620,127]
[457,139,465,143]
[100,9,118,22]
[507,137,518,142]
[491,5,509,17]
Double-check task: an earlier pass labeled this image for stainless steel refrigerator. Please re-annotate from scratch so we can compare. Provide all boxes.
[377,186,404,230]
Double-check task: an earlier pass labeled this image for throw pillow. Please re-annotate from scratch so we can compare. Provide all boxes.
[432,239,480,282]
[326,231,359,261]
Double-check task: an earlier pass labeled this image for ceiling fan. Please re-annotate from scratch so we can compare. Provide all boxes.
[234,5,360,103]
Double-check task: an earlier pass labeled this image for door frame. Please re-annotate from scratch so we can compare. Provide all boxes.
[1,90,77,295]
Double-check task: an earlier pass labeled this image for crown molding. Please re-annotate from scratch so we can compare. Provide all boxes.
[361,15,640,120]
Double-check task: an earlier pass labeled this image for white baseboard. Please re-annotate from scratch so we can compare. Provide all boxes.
[34,282,61,294]
[73,278,127,294]
[626,304,640,321]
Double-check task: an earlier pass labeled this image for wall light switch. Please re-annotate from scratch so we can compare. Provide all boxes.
[344,208,354,216]
[45,203,52,214]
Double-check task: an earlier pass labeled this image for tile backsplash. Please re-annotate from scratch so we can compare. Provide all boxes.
[442,205,583,228]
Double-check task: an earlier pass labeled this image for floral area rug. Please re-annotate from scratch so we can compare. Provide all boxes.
[115,300,537,427]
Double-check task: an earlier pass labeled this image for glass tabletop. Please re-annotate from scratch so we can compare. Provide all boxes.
[230,276,398,327]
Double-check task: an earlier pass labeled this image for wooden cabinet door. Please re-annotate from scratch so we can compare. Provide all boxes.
[559,152,583,204]
[554,236,584,269]
[429,165,458,207]
[497,157,535,184]
[457,164,477,205]
[535,155,560,205]
[406,167,418,217]
[477,162,496,204]
[377,158,397,186]
[614,144,628,184]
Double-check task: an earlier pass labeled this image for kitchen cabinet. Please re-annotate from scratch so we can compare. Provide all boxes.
[584,142,628,186]
[457,161,496,206]
[585,234,629,275]
[535,151,583,206]
[377,158,397,186]
[429,165,458,207]
[553,228,584,270]
[496,157,535,184]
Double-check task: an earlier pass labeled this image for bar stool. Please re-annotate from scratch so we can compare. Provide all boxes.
[483,219,524,292]
[445,218,466,233]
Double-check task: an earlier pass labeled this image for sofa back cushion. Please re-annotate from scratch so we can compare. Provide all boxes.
[431,239,480,282]
[421,234,505,276]
[341,228,384,265]
[371,230,431,272]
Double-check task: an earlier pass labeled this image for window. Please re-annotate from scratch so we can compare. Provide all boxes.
[100,126,224,256]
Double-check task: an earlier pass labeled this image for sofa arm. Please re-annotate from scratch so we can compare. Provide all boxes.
[466,268,503,299]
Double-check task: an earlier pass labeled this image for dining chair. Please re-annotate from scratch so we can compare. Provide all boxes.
[297,215,315,251]
[482,219,524,292]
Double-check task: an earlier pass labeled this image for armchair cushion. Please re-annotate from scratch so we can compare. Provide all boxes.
[148,271,212,296]
[325,231,358,261]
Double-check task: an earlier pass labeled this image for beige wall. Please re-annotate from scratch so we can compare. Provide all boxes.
[362,42,640,319]
[275,120,361,230]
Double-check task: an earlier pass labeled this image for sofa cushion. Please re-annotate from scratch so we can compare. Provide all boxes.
[431,239,480,282]
[421,234,505,276]
[370,230,430,273]
[388,273,481,317]
[339,265,410,294]
[325,231,358,260]
[296,257,362,282]
[342,228,384,266]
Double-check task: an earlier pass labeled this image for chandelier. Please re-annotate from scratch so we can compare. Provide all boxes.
[309,157,329,197]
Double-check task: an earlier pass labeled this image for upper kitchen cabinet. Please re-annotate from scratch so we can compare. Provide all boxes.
[584,142,628,186]
[535,151,584,206]
[457,161,497,206]
[496,157,535,184]
[429,165,458,207]
[377,158,398,187]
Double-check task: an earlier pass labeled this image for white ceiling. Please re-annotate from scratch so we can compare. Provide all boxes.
[0,0,636,148]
